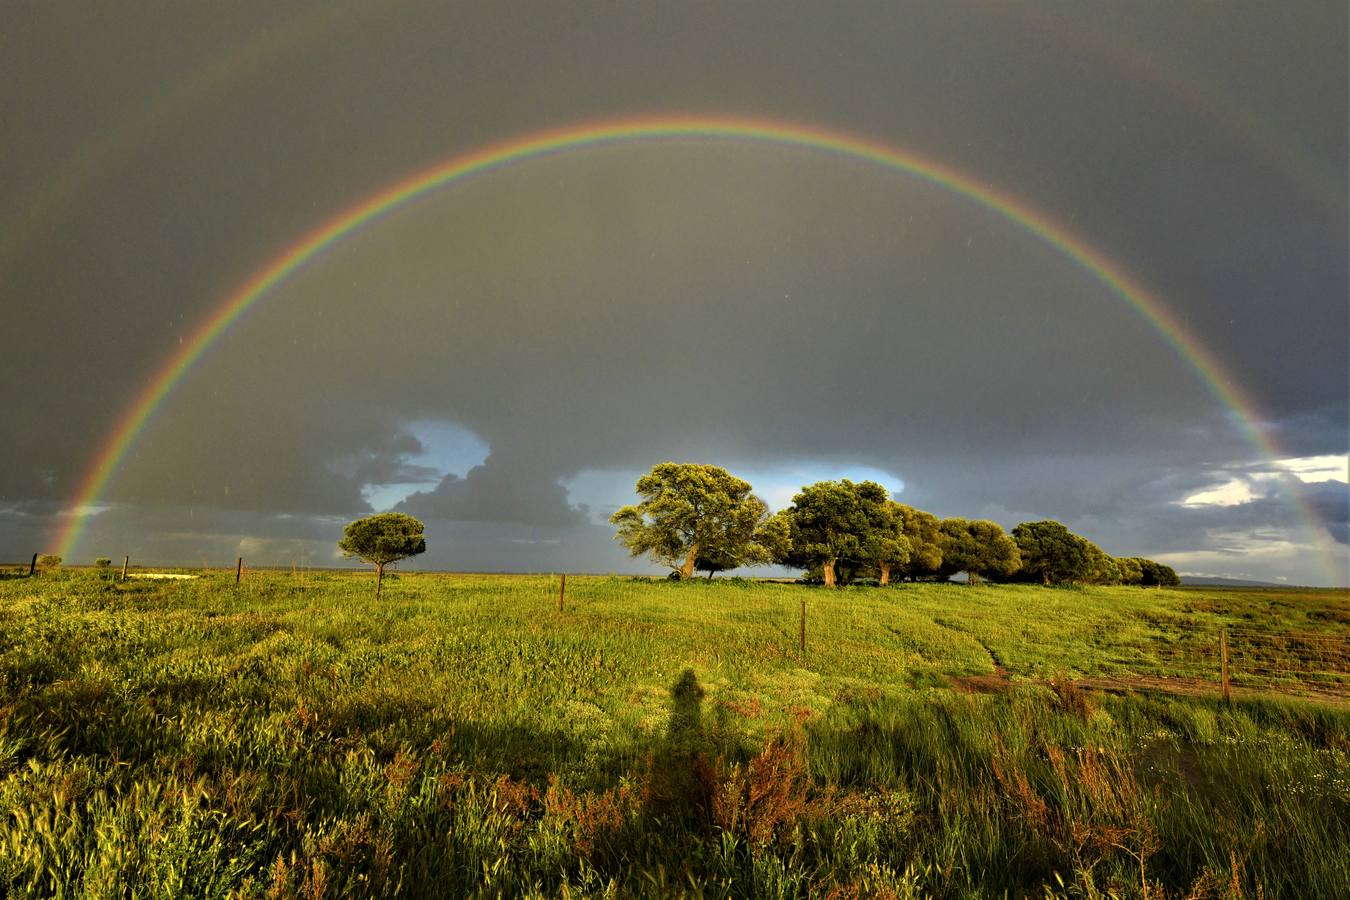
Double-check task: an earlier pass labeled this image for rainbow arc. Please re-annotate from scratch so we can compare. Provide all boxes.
[52,115,1338,582]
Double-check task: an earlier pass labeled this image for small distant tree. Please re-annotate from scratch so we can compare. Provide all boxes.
[1133,557,1180,587]
[1159,563,1180,587]
[338,513,426,599]
[938,519,1020,584]
[611,463,778,579]
[94,557,112,569]
[36,554,61,570]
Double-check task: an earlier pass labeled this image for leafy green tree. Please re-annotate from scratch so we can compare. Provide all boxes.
[892,503,943,580]
[777,480,890,587]
[1158,563,1181,587]
[862,500,912,585]
[338,512,426,599]
[753,509,793,565]
[1133,557,1180,587]
[36,554,61,570]
[1083,544,1122,584]
[938,518,1020,584]
[697,509,793,579]
[1115,556,1144,585]
[1011,520,1095,585]
[94,557,112,569]
[1009,520,1126,585]
[611,463,778,579]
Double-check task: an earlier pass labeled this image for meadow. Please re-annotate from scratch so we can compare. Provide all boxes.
[0,570,1346,898]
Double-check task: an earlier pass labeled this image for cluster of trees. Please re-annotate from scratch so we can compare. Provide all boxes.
[612,463,1179,587]
[1010,520,1179,587]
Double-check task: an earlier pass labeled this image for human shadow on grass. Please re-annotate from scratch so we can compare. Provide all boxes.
[642,668,717,829]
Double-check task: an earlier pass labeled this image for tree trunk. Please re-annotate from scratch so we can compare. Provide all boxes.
[879,563,890,586]
[706,569,714,581]
[376,563,384,600]
[679,543,700,580]
[823,557,837,588]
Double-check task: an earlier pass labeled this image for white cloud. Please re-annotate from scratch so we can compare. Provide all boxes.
[58,503,112,518]
[1275,455,1348,484]
[1180,479,1259,508]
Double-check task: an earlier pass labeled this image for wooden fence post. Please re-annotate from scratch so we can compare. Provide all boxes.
[1220,627,1232,703]
[799,598,806,654]
[236,557,244,584]
[558,573,566,612]
[27,553,37,576]
[121,556,129,582]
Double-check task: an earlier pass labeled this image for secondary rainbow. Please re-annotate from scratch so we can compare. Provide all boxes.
[54,114,1336,578]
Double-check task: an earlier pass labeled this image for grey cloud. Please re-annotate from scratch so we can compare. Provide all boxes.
[397,454,586,528]
[1303,481,1350,545]
[1,2,1344,582]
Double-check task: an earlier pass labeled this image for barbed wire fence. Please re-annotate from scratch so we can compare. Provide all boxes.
[1087,616,1350,701]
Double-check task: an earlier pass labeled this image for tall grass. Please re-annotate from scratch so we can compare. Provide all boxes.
[0,571,1345,896]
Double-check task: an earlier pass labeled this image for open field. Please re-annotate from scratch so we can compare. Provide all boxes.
[0,571,1346,897]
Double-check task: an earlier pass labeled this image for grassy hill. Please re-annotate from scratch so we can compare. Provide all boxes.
[0,571,1346,897]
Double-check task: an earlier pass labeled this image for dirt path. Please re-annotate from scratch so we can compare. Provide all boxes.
[948,640,1011,694]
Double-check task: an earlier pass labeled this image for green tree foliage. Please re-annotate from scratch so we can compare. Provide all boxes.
[1158,563,1181,587]
[1083,544,1122,584]
[338,512,426,599]
[611,463,779,579]
[777,480,891,587]
[1012,520,1123,585]
[697,510,792,579]
[1131,557,1181,587]
[1012,520,1092,584]
[36,554,61,570]
[1115,556,1144,585]
[938,519,1020,584]
[892,504,943,580]
[861,500,912,585]
[1010,520,1128,586]
[93,558,112,568]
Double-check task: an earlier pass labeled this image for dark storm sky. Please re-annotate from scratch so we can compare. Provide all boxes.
[2,1,1346,583]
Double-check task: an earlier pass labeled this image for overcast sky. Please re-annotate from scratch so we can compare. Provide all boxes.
[2,1,1345,584]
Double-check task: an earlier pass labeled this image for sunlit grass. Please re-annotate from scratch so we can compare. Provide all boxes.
[0,570,1345,896]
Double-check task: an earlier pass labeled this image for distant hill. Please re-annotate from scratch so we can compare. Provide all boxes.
[1180,575,1285,587]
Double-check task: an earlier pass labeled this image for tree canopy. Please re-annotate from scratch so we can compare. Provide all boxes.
[860,500,912,585]
[1132,557,1181,587]
[608,461,1177,590]
[610,463,779,579]
[776,480,891,587]
[892,503,944,580]
[338,512,427,599]
[1011,520,1098,585]
[1115,556,1144,585]
[938,518,1020,583]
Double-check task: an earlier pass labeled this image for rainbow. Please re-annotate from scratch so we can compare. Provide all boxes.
[53,114,1338,579]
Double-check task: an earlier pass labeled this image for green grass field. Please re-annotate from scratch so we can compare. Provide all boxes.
[0,570,1346,898]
